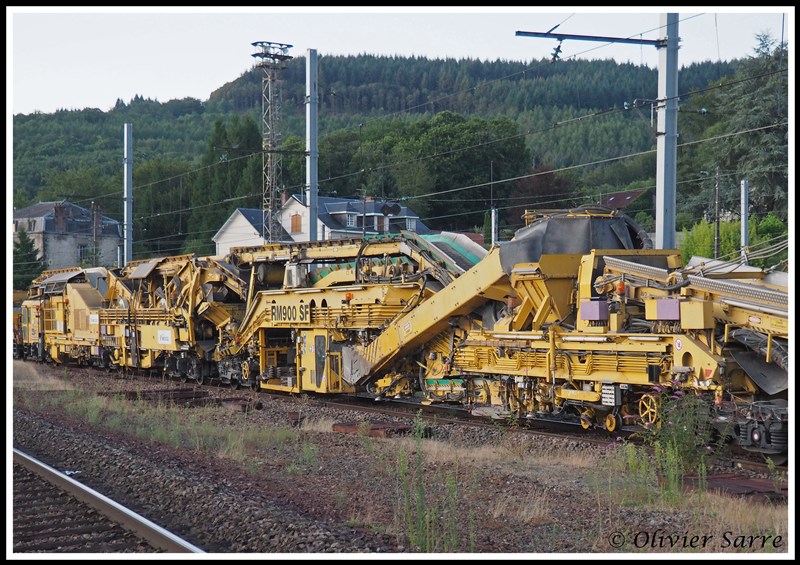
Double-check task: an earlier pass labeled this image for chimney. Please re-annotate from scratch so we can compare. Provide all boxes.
[53,203,67,233]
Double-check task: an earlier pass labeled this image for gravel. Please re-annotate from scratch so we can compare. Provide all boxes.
[12,361,789,555]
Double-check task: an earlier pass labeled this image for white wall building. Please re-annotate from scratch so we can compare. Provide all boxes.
[213,195,429,256]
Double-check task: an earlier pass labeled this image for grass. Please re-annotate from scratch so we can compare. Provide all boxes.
[592,440,788,553]
[13,365,788,554]
[299,416,336,433]
[392,411,472,552]
[491,489,553,526]
[13,378,299,466]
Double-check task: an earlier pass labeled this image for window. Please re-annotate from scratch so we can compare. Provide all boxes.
[78,244,90,263]
[406,218,416,231]
[291,213,302,234]
[346,214,356,228]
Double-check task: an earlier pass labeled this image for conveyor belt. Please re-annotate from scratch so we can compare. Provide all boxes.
[687,275,788,309]
[602,256,671,281]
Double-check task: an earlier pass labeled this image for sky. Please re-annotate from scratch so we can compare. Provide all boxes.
[7,7,794,116]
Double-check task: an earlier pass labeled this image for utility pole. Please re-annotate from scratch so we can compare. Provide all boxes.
[359,122,366,239]
[516,13,679,249]
[123,123,133,266]
[490,161,497,246]
[306,48,319,242]
[655,13,679,250]
[714,166,720,259]
[361,189,367,238]
[740,179,750,263]
[91,201,98,267]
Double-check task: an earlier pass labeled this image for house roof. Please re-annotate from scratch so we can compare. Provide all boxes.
[289,194,430,234]
[13,200,121,237]
[212,208,292,243]
[598,189,647,210]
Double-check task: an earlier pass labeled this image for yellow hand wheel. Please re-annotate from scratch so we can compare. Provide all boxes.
[638,393,660,427]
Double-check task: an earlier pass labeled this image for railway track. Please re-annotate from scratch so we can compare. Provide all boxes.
[12,449,204,554]
[21,364,789,508]
[318,394,630,446]
[56,364,792,476]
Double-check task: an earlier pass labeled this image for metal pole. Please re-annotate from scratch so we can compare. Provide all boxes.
[91,201,98,267]
[306,48,318,242]
[362,190,367,239]
[490,161,496,246]
[714,166,720,259]
[359,123,366,239]
[491,208,498,247]
[655,13,679,250]
[123,123,133,266]
[741,179,749,263]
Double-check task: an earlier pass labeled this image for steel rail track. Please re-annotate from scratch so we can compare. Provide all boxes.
[13,448,204,554]
[30,363,789,475]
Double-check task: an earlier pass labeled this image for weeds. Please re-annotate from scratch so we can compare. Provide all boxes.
[766,457,786,494]
[301,441,319,469]
[640,388,717,472]
[393,410,469,552]
[696,454,708,494]
[597,440,656,507]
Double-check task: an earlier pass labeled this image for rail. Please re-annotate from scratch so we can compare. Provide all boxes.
[13,448,204,554]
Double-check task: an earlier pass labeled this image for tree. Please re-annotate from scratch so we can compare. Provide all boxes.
[183,116,262,255]
[482,211,492,247]
[698,34,788,221]
[388,111,529,230]
[505,164,575,230]
[132,159,192,259]
[13,227,45,290]
[679,214,787,270]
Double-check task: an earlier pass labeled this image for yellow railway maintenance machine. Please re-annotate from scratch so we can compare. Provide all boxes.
[217,207,787,459]
[14,206,787,460]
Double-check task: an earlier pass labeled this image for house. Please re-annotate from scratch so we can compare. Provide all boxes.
[213,195,429,256]
[12,200,123,269]
[281,194,429,242]
[211,208,292,257]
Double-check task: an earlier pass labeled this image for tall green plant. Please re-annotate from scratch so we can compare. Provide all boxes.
[640,388,717,477]
[394,410,465,552]
[13,226,45,289]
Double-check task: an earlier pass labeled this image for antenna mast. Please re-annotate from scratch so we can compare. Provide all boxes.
[251,41,293,243]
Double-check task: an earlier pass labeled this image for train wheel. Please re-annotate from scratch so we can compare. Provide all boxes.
[196,374,205,386]
[580,408,594,430]
[638,394,660,428]
[604,412,621,433]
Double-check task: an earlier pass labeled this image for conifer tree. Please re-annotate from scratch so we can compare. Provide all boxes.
[13,227,45,290]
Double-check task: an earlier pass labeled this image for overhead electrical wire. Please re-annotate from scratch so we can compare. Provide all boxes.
[36,21,787,254]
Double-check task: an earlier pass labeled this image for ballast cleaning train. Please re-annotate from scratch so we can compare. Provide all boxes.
[13,206,789,460]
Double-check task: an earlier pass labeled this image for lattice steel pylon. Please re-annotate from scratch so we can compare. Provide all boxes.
[251,41,293,243]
